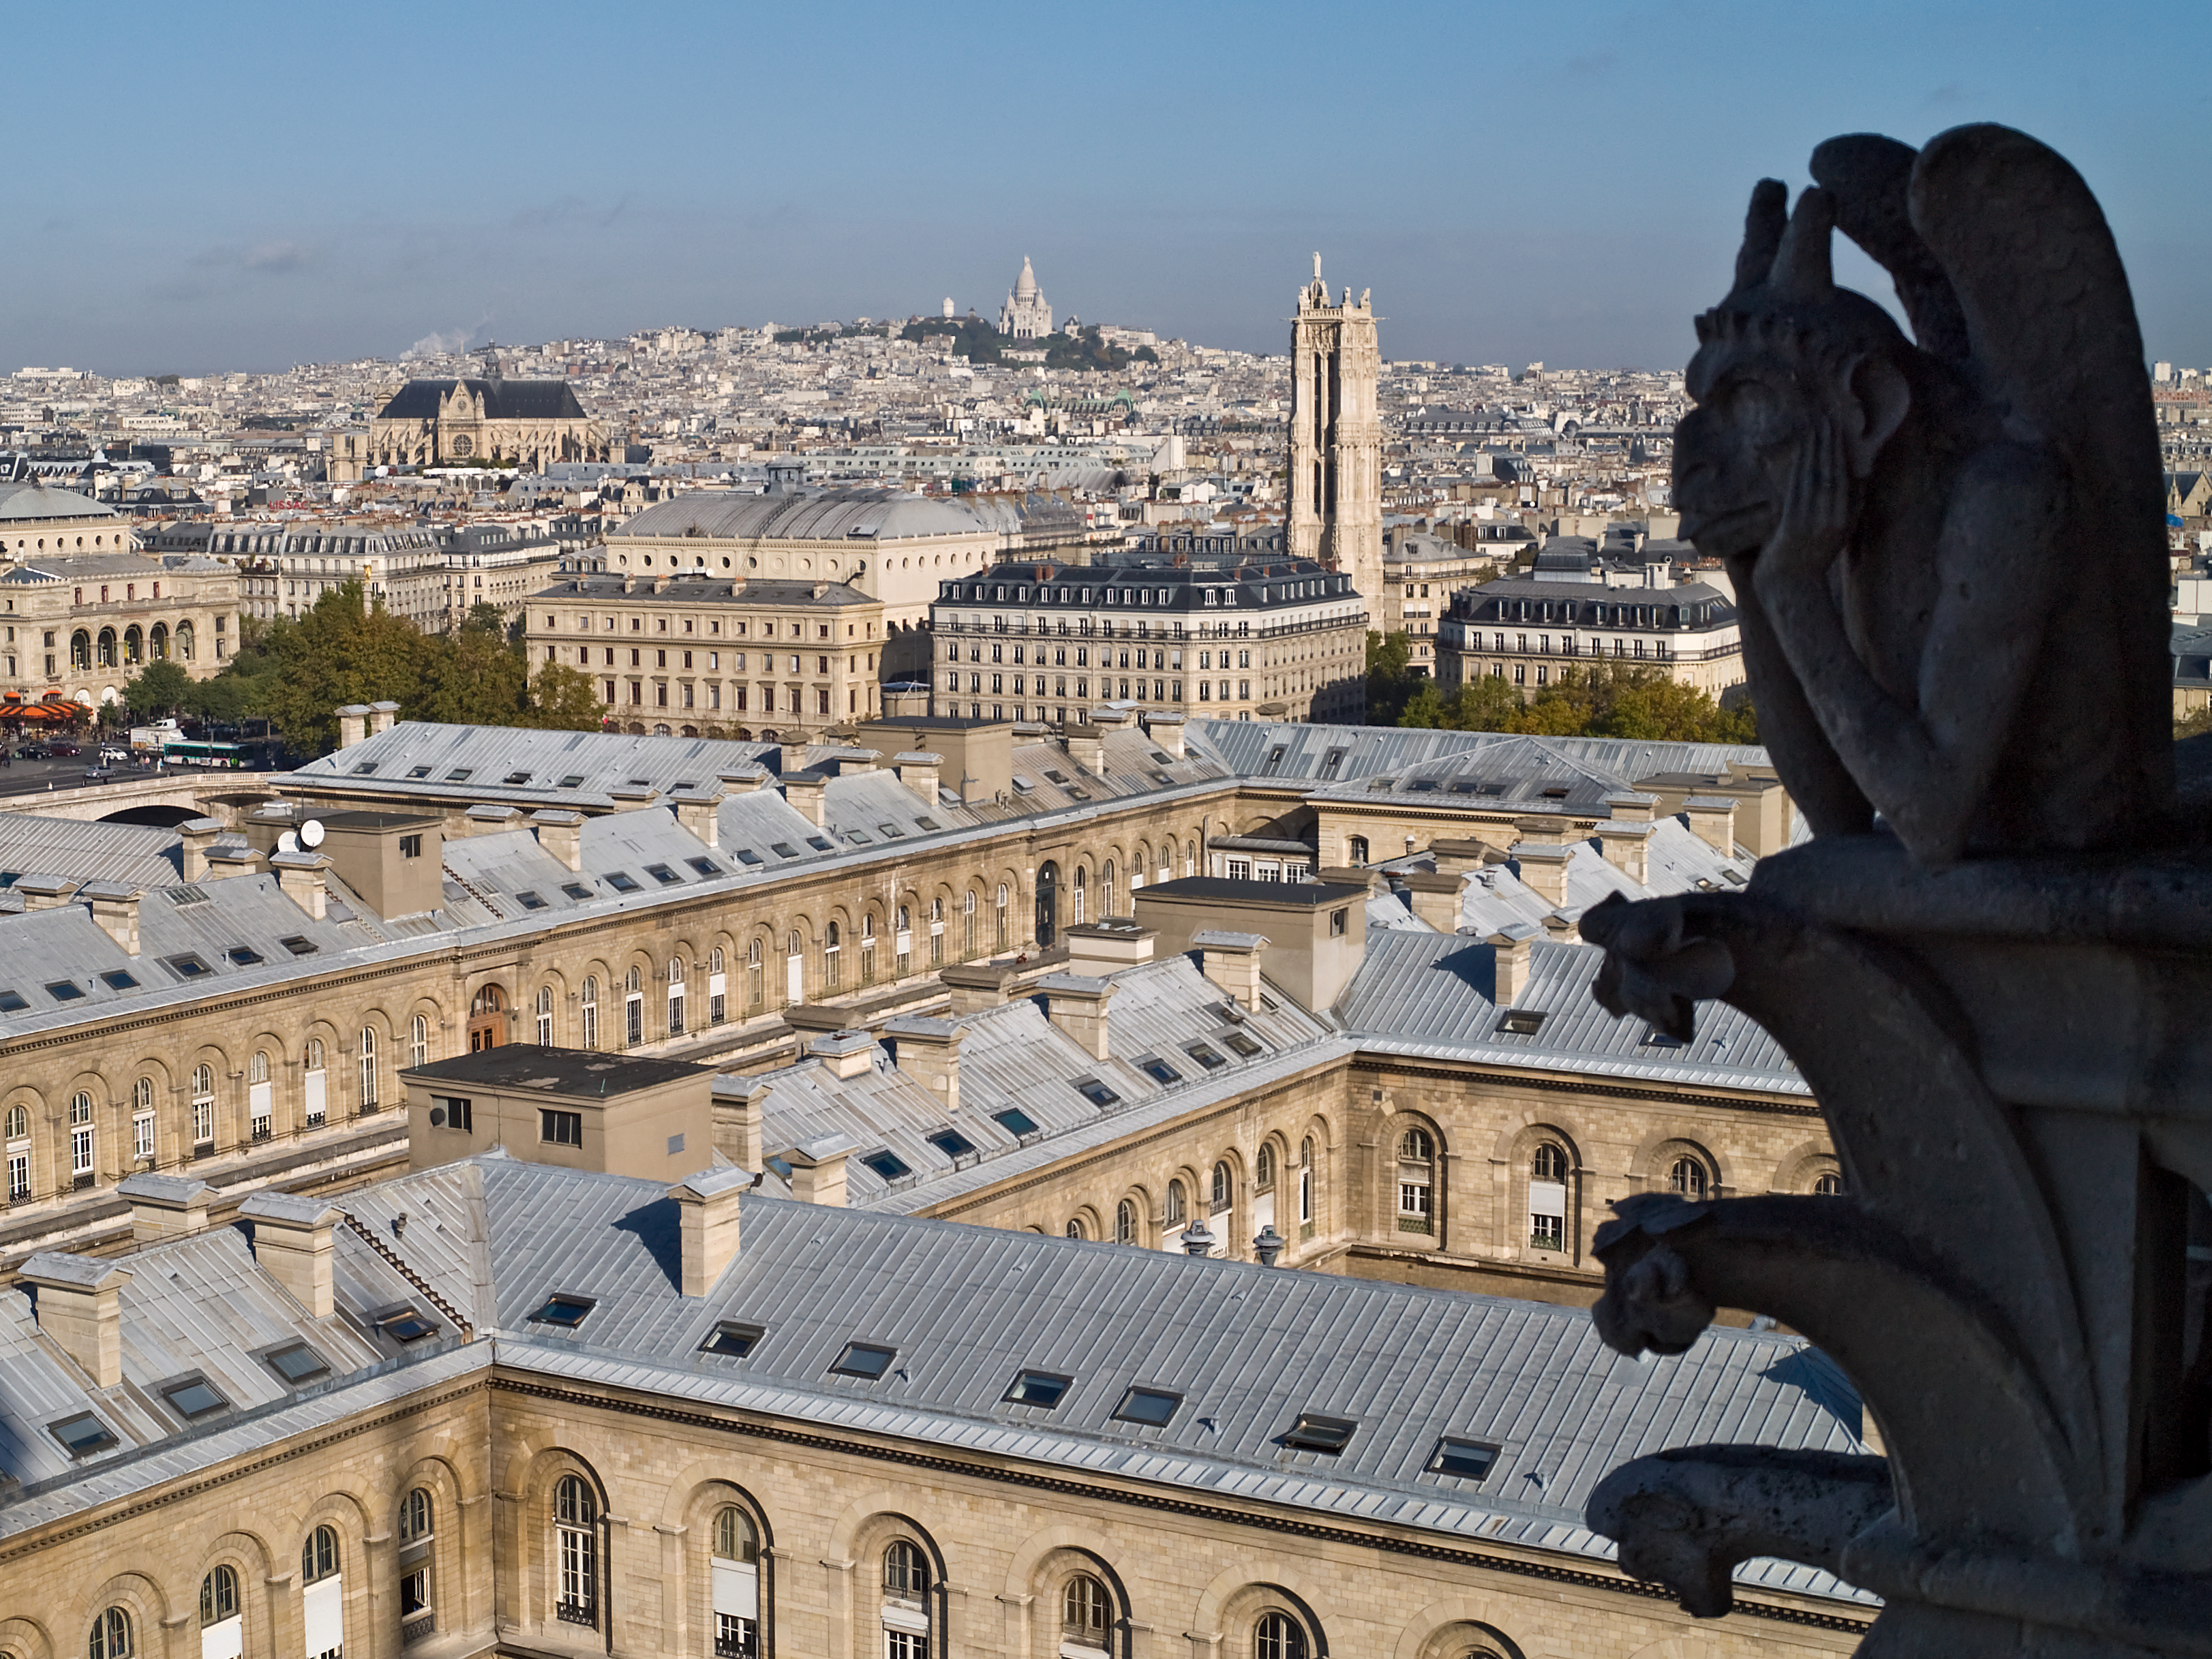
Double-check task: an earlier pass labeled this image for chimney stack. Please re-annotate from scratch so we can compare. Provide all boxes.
[367,699,401,736]
[669,1166,750,1296]
[783,773,828,828]
[886,1015,962,1109]
[1065,725,1106,775]
[203,844,267,881]
[1682,795,1739,855]
[271,850,331,919]
[177,817,225,883]
[718,765,770,795]
[714,1076,769,1173]
[785,1134,855,1206]
[240,1191,344,1318]
[1040,973,1117,1060]
[14,873,78,912]
[1064,920,1157,975]
[532,808,585,872]
[894,751,943,806]
[1489,924,1536,1006]
[939,962,1015,1014]
[1511,819,1573,907]
[335,703,372,749]
[80,881,143,954]
[460,804,522,838]
[1196,930,1267,1009]
[808,1031,875,1079]
[671,788,725,848]
[20,1252,132,1387]
[117,1172,211,1241]
[1147,714,1186,759]
[1598,822,1652,885]
[1398,871,1464,932]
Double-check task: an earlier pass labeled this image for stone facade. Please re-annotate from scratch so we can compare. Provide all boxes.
[999,256,1054,339]
[0,551,239,709]
[366,378,609,472]
[1288,258,1384,609]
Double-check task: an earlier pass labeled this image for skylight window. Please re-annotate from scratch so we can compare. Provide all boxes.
[100,969,139,990]
[1641,1027,1685,1049]
[605,870,640,893]
[445,768,472,781]
[626,778,651,789]
[700,1322,763,1358]
[877,823,904,839]
[993,1108,1039,1137]
[160,1375,230,1420]
[1281,1412,1357,1454]
[1497,1009,1547,1036]
[530,1294,596,1328]
[503,771,532,785]
[1428,1437,1500,1480]
[860,1150,911,1182]
[559,774,586,788]
[1138,1057,1182,1086]
[516,891,547,911]
[378,1308,439,1343]
[686,857,720,875]
[0,990,25,1012]
[1074,1078,1121,1107]
[49,1412,117,1457]
[353,762,378,776]
[770,842,800,859]
[1366,778,1395,793]
[830,1341,896,1380]
[735,849,763,866]
[227,945,264,966]
[1004,1369,1072,1408]
[408,765,432,778]
[1220,1031,1262,1059]
[1042,768,1069,784]
[560,881,591,900]
[279,935,318,956]
[805,836,834,852]
[645,863,682,885]
[1183,1042,1226,1070]
[1113,1386,1181,1427]
[847,830,873,844]
[925,1128,975,1159]
[915,816,941,831]
[263,1341,329,1385]
[46,980,83,1001]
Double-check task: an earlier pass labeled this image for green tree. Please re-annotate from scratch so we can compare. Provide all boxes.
[123,660,192,718]
[1365,630,1423,725]
[421,612,530,727]
[1397,660,1759,744]
[258,583,433,752]
[524,663,608,731]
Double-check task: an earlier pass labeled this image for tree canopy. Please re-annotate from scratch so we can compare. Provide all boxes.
[1396,659,1759,745]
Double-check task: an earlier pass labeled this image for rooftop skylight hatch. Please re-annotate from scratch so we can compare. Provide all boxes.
[993,1107,1040,1138]
[1427,1436,1500,1480]
[1113,1386,1181,1427]
[700,1321,763,1358]
[530,1294,596,1329]
[560,881,592,900]
[1496,1009,1547,1036]
[1003,1369,1073,1408]
[1280,1412,1357,1454]
[830,1341,897,1380]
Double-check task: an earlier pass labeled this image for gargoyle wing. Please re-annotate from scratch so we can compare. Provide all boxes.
[1809,132,1970,364]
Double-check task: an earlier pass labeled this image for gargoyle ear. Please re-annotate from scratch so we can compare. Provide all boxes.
[1843,353,1912,476]
[1732,179,1789,296]
[1770,187,1838,300]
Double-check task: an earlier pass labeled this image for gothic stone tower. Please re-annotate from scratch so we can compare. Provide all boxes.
[1288,255,1383,607]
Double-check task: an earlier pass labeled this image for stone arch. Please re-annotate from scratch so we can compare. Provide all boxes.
[1491,1117,1588,1259]
[822,1498,955,1659]
[192,1526,279,1649]
[1002,1528,1139,1659]
[1627,1129,1734,1198]
[643,1465,778,1659]
[1113,1183,1152,1247]
[1387,1600,1530,1659]
[72,1572,168,1659]
[0,1613,55,1659]
[503,1443,613,1633]
[1189,1566,1334,1659]
[1768,1138,1845,1195]
[1064,1202,1104,1243]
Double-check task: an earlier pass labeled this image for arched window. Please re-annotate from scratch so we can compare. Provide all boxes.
[1669,1156,1710,1201]
[537,985,554,1046]
[1255,1143,1275,1189]
[1397,1127,1435,1232]
[1815,1170,1845,1196]
[894,906,912,976]
[1184,839,1196,877]
[96,627,117,668]
[1254,1611,1307,1659]
[303,1523,339,1581]
[625,967,644,1046]
[177,620,194,660]
[859,916,876,986]
[995,883,1010,949]
[962,889,976,958]
[581,977,600,1049]
[1072,866,1088,926]
[399,1488,434,1624]
[669,956,689,1031]
[882,1539,930,1659]
[712,1506,761,1657]
[1211,1161,1232,1213]
[411,1014,429,1068]
[247,1050,273,1141]
[710,946,729,1024]
[785,932,804,1005]
[1063,1574,1111,1649]
[1065,1217,1085,1240]
[4,1104,25,1140]
[1166,1178,1187,1225]
[1102,859,1117,917]
[1348,834,1370,864]
[1116,1198,1138,1244]
[1530,1142,1569,1249]
[748,939,765,1011]
[304,1037,327,1127]
[359,1027,378,1110]
[89,1608,132,1659]
[823,924,841,991]
[928,897,945,967]
[4,1100,26,1203]
[555,1475,598,1624]
[129,1076,156,1163]
[70,629,90,671]
[1299,1137,1316,1230]
[200,1564,239,1625]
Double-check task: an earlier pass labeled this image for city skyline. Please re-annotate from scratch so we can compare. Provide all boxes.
[14,0,2209,376]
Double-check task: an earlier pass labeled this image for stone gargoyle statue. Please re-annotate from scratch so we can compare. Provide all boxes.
[1575,126,2212,1657]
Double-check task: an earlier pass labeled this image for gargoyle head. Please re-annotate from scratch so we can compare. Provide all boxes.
[1673,183,1921,560]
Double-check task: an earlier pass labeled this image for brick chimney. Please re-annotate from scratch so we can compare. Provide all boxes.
[460,804,522,838]
[1040,973,1117,1060]
[785,1134,855,1206]
[1065,725,1106,775]
[1511,819,1573,907]
[1682,794,1739,854]
[272,850,331,919]
[783,772,828,827]
[808,1030,875,1079]
[1195,930,1267,1010]
[1598,823,1652,885]
[117,1172,211,1242]
[14,873,78,911]
[1490,924,1536,1005]
[240,1191,344,1318]
[671,787,724,848]
[1064,919,1157,975]
[177,817,224,882]
[1147,713,1186,759]
[894,751,943,806]
[21,1251,132,1387]
[939,962,1015,1014]
[886,1015,962,1109]
[80,880,143,954]
[1398,871,1464,931]
[669,1166,749,1296]
[532,808,585,872]
[718,765,770,795]
[714,1076,768,1172]
[203,845,267,881]
[367,699,401,735]
[336,703,372,748]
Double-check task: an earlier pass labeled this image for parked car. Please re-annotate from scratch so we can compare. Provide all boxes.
[16,744,48,760]
[82,767,111,782]
[50,742,80,758]
[97,746,128,765]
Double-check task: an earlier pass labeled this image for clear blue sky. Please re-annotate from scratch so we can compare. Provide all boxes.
[12,1,2206,376]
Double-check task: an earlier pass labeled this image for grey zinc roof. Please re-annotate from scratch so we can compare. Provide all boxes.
[292,721,779,808]
[0,814,185,889]
[610,487,998,545]
[1335,930,1804,1096]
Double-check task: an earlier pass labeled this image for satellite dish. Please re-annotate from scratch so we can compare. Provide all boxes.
[276,831,300,853]
[300,819,326,849]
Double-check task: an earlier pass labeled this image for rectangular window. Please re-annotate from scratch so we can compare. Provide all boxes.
[541,1108,583,1147]
[434,1095,473,1132]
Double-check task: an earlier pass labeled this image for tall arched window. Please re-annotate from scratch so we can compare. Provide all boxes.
[928,898,944,967]
[785,932,804,1005]
[1072,866,1088,926]
[537,986,554,1046]
[1669,1156,1710,1201]
[823,924,841,991]
[1116,1198,1138,1245]
[1530,1142,1569,1249]
[1063,1574,1111,1651]
[1184,839,1196,877]
[303,1524,343,1659]
[881,1540,930,1659]
[1102,859,1117,916]
[995,883,1010,949]
[669,957,688,1033]
[581,977,600,1050]
[5,1101,29,1204]
[1065,1216,1085,1240]
[95,626,117,668]
[962,890,976,958]
[710,945,729,1023]
[89,1608,131,1659]
[1397,1127,1436,1232]
[359,1028,378,1111]
[200,1564,239,1627]
[399,1487,435,1628]
[894,906,911,977]
[188,1065,215,1148]
[304,1037,327,1127]
[625,967,644,1045]
[1210,1161,1232,1213]
[712,1505,761,1657]
[859,917,876,987]
[555,1475,598,1626]
[1165,1178,1187,1226]
[131,1076,156,1163]
[410,1013,429,1068]
[748,939,766,1011]
[247,1050,272,1142]
[1254,1611,1307,1659]
[1255,1143,1276,1189]
[1348,834,1370,864]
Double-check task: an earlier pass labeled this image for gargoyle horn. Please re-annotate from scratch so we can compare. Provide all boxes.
[1768,187,1837,300]
[1731,178,1789,299]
